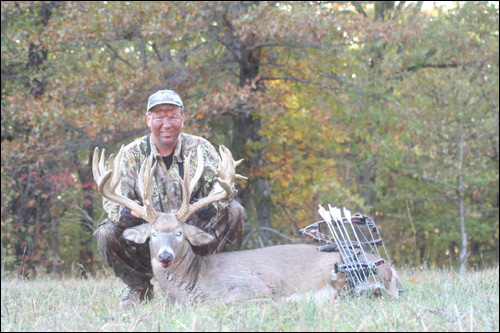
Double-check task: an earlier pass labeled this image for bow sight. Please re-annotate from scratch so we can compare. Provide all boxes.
[300,205,395,296]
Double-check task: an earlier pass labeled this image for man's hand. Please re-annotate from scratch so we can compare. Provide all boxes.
[191,198,217,221]
[119,200,145,227]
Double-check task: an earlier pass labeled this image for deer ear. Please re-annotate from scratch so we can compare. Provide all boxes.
[123,224,151,244]
[184,224,215,246]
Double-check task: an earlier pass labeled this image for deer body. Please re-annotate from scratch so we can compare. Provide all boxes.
[126,215,348,303]
[94,145,400,305]
[158,244,346,304]
[122,213,404,305]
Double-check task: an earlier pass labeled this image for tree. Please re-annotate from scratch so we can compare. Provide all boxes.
[1,1,498,274]
[353,1,499,267]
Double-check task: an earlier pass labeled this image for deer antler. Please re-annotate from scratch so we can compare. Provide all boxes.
[93,146,158,223]
[176,145,247,223]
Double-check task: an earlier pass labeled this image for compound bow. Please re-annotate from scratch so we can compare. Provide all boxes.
[300,205,394,295]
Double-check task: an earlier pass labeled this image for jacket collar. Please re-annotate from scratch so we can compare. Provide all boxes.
[148,132,184,162]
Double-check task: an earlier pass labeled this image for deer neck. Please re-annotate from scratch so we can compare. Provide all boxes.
[168,241,206,284]
[158,244,209,302]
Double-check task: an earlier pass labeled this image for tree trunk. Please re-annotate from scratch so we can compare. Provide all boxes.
[76,150,96,277]
[458,116,468,273]
[222,2,271,228]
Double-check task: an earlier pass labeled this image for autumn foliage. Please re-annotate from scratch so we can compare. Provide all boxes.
[1,1,498,276]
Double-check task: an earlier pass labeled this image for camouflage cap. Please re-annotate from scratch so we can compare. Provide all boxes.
[147,90,184,113]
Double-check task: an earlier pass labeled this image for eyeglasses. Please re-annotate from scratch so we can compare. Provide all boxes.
[152,116,182,125]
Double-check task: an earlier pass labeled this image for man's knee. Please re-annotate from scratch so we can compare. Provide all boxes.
[221,200,246,251]
[227,200,247,223]
[94,220,120,256]
[94,219,153,285]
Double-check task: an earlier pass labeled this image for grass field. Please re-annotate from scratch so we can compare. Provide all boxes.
[1,266,498,332]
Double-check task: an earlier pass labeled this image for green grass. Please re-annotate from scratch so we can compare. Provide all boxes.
[1,267,498,332]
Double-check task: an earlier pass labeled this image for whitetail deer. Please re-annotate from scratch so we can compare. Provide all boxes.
[93,145,401,304]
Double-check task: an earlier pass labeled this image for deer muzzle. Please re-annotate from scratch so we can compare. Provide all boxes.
[158,251,173,268]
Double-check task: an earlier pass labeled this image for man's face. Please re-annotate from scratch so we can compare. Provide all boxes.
[146,104,184,154]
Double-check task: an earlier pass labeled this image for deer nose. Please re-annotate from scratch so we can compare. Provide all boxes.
[158,251,173,264]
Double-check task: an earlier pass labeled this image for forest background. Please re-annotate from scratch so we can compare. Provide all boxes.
[1,1,498,277]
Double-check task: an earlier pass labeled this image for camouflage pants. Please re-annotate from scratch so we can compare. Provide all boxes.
[94,200,246,287]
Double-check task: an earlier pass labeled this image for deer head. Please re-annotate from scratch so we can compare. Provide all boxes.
[93,145,247,268]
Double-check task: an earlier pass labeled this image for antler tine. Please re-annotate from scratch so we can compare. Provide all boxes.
[178,150,193,216]
[219,146,247,181]
[92,146,157,223]
[176,146,204,222]
[110,146,124,189]
[218,147,248,181]
[138,155,158,220]
[176,145,247,223]
[236,174,248,180]
[98,148,106,177]
[190,147,204,194]
[219,145,229,170]
[217,146,232,182]
[234,158,244,168]
[92,147,101,181]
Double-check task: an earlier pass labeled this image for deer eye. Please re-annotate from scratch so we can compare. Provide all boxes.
[176,231,182,237]
[152,232,157,237]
